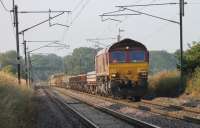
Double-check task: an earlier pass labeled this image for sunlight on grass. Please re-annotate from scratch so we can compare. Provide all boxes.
[186,67,200,97]
[0,72,36,128]
[148,71,180,97]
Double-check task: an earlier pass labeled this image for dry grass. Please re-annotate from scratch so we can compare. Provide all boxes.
[148,69,200,98]
[185,67,200,97]
[0,72,36,128]
[148,71,181,97]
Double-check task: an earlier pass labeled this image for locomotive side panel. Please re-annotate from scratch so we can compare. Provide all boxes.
[95,49,109,76]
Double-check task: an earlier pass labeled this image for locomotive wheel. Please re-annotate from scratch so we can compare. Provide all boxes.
[134,96,141,102]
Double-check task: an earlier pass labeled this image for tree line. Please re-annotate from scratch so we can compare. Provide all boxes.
[0,41,199,80]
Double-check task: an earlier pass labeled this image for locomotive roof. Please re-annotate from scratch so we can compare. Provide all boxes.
[96,38,147,56]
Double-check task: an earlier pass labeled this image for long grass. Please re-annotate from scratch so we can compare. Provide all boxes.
[148,71,181,97]
[185,67,200,97]
[0,72,36,128]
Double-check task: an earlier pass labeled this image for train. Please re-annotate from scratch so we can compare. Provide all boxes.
[49,38,149,100]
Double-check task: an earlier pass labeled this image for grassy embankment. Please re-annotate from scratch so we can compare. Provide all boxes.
[148,69,200,98]
[185,67,200,97]
[0,72,36,128]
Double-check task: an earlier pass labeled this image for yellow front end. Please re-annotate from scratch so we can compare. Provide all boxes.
[109,62,149,83]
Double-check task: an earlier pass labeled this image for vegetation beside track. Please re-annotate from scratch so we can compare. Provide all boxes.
[0,72,36,128]
[148,71,181,97]
[148,69,200,98]
[185,67,200,97]
[148,41,200,98]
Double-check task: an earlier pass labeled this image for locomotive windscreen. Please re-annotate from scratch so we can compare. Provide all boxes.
[130,51,145,62]
[111,51,126,63]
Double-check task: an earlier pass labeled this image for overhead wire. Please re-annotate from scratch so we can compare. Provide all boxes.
[143,14,178,42]
[72,0,85,12]
[95,0,148,47]
[116,0,158,25]
[97,0,159,45]
[115,0,182,41]
[9,11,16,37]
[0,0,10,12]
[1,0,17,53]
[60,0,91,48]
[60,0,86,45]
[70,0,91,25]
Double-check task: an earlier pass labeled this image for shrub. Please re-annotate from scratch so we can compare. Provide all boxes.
[148,71,181,97]
[186,67,200,96]
[1,65,16,75]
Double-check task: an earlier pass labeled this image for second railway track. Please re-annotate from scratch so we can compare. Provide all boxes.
[54,87,200,126]
[45,87,160,128]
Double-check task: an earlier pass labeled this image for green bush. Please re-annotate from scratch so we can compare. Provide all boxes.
[175,41,200,74]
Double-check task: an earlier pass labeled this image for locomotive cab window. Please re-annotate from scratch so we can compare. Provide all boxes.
[110,51,126,63]
[130,51,145,62]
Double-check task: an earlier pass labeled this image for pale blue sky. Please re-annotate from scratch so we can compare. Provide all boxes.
[0,0,200,56]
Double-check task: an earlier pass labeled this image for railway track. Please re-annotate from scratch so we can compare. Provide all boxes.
[141,99,200,114]
[46,88,160,128]
[43,89,99,128]
[54,87,200,125]
[140,100,200,124]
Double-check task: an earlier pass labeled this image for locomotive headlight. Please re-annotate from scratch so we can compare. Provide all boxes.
[126,46,130,50]
[139,71,148,77]
[111,73,117,77]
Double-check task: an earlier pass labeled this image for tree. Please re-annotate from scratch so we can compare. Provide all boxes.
[1,65,16,74]
[63,47,98,75]
[31,54,64,80]
[184,42,200,73]
[176,41,200,74]
[0,51,18,75]
[149,51,177,74]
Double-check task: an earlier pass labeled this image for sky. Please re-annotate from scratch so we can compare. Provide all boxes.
[0,0,200,56]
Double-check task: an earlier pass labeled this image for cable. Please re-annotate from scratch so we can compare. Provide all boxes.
[117,2,183,8]
[9,12,16,37]
[188,2,200,5]
[97,0,145,42]
[72,0,85,12]
[143,15,177,41]
[60,0,85,43]
[71,0,91,24]
[61,0,91,45]
[0,0,10,12]
[119,0,158,23]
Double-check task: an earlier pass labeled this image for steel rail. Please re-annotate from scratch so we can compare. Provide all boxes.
[55,89,160,128]
[141,100,200,115]
[55,88,200,125]
[44,89,100,128]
